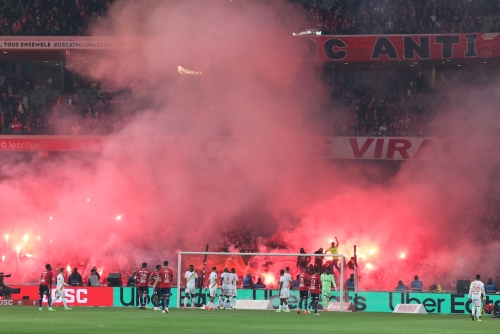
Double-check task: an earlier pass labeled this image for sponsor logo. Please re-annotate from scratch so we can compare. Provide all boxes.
[0,300,13,306]
[45,288,88,304]
[0,141,40,150]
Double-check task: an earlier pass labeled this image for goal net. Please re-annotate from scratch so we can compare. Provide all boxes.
[177,251,346,311]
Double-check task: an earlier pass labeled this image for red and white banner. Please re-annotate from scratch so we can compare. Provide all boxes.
[0,136,105,151]
[298,33,500,62]
[10,285,113,307]
[1,135,497,161]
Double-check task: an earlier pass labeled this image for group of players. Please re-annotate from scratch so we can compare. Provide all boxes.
[275,266,337,315]
[39,262,499,319]
[135,261,175,313]
[205,267,239,310]
[38,264,72,311]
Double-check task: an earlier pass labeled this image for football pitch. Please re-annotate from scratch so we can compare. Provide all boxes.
[1,307,499,333]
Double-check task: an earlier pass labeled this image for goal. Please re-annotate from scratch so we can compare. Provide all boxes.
[177,251,346,310]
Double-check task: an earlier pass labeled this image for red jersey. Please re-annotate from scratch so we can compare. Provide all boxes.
[158,267,173,288]
[136,269,151,287]
[150,270,160,284]
[299,272,310,291]
[309,273,320,294]
[483,304,494,314]
[39,270,53,287]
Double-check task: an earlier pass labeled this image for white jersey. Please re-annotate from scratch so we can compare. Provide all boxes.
[184,270,198,288]
[56,273,65,291]
[230,273,238,289]
[469,280,485,299]
[284,273,292,286]
[280,274,292,291]
[208,272,218,289]
[221,272,232,288]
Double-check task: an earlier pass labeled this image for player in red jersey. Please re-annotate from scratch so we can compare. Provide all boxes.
[154,260,174,314]
[136,262,151,310]
[483,301,500,317]
[308,267,321,315]
[297,267,310,314]
[38,264,55,311]
[150,265,161,311]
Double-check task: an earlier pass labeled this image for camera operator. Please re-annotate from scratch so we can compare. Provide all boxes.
[0,272,10,288]
[0,273,14,299]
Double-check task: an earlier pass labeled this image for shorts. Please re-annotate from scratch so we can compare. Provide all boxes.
[310,293,320,301]
[137,286,149,295]
[209,287,217,297]
[221,285,231,295]
[153,287,161,296]
[185,286,196,294]
[231,288,237,297]
[39,285,50,296]
[299,291,309,299]
[55,288,66,298]
[471,298,482,307]
[160,288,171,297]
[322,290,332,298]
[280,289,290,299]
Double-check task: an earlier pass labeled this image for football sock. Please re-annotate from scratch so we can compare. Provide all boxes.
[322,296,328,309]
[39,295,43,307]
[63,298,67,308]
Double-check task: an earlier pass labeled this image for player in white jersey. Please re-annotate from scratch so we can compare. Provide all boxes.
[219,268,232,309]
[468,274,486,321]
[229,268,238,310]
[205,267,218,310]
[55,267,72,310]
[276,269,293,312]
[184,264,198,310]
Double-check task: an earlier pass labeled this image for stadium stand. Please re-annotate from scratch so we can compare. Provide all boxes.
[297,0,495,34]
[0,0,112,36]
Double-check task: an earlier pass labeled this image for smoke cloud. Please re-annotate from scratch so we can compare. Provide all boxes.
[1,0,499,291]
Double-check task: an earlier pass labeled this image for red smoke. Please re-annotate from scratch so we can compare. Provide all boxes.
[1,0,500,291]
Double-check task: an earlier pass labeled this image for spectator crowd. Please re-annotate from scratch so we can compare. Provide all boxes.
[299,0,495,35]
[1,73,129,135]
[0,0,112,36]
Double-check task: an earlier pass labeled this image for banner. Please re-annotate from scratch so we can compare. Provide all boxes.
[0,136,104,151]
[112,287,500,314]
[10,285,113,307]
[298,33,500,62]
[309,137,500,161]
[0,37,148,50]
[2,136,498,161]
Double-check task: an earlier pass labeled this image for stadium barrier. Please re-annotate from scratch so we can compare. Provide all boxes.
[9,285,500,314]
[2,135,500,162]
[9,286,113,306]
[111,288,500,314]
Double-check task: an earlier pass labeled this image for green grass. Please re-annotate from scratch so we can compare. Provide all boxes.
[1,307,499,333]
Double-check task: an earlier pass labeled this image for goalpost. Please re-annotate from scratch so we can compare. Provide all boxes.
[177,251,345,311]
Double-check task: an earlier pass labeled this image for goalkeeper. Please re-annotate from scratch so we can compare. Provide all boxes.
[320,268,336,311]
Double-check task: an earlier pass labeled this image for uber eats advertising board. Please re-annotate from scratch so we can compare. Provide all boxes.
[112,288,500,314]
